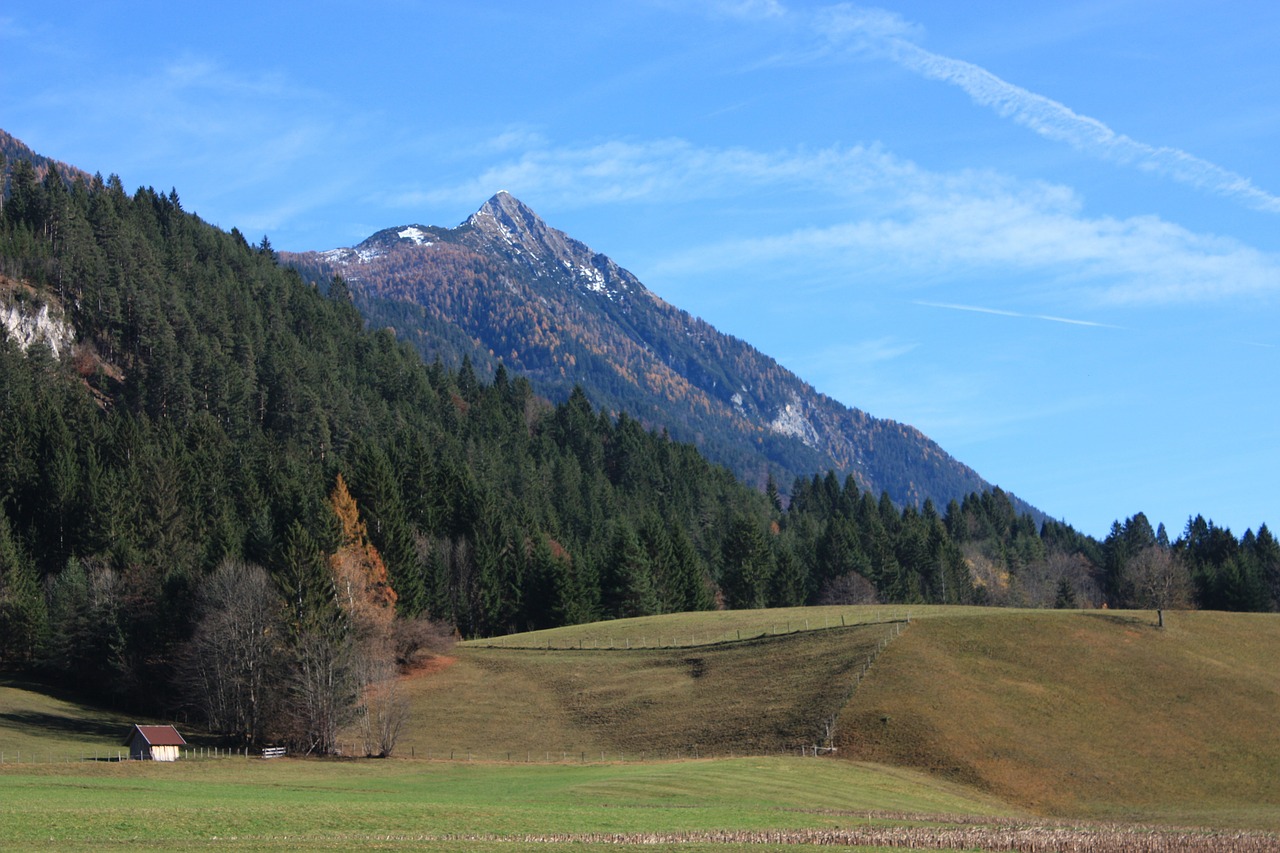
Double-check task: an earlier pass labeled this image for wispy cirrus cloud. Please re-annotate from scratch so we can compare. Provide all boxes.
[763,4,1280,215]
[913,301,1121,329]
[406,133,1280,305]
[384,137,914,211]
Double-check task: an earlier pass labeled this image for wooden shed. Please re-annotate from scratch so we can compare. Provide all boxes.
[123,724,187,761]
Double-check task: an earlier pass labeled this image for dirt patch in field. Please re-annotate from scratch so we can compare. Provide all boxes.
[400,654,457,679]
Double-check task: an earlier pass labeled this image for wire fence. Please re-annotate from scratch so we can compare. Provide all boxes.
[0,744,853,765]
[471,614,912,651]
[0,746,256,764]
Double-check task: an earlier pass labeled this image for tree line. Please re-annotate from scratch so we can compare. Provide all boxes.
[0,156,1276,752]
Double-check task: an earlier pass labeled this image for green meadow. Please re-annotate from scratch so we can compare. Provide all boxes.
[0,755,1016,851]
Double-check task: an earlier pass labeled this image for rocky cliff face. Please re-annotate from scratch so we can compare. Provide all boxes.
[1,282,75,359]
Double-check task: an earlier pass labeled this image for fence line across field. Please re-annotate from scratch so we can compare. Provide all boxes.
[0,745,261,763]
[473,613,912,651]
[0,743,854,765]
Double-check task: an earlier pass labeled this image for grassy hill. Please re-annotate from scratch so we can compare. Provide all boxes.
[0,676,223,762]
[400,606,1280,829]
[0,677,142,761]
[400,620,897,761]
[839,608,1280,828]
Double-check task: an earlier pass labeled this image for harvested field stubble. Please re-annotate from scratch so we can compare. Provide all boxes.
[433,825,1278,851]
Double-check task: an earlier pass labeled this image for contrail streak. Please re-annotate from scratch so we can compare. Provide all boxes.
[821,6,1280,214]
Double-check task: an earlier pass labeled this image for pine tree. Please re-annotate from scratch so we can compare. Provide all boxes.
[601,520,658,618]
[0,509,47,665]
[720,516,772,610]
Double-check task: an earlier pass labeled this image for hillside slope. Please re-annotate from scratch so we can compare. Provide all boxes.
[284,193,1042,519]
[395,607,1280,829]
[839,609,1280,827]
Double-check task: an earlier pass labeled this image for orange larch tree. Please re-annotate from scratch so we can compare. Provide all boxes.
[328,473,397,637]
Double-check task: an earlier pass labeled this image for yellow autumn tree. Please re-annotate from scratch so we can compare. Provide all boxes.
[329,473,409,757]
[328,473,397,637]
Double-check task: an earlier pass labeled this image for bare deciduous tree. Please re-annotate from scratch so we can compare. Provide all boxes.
[285,621,357,755]
[392,616,457,668]
[818,572,880,606]
[1127,546,1192,628]
[352,653,407,758]
[181,559,281,744]
[1020,551,1102,609]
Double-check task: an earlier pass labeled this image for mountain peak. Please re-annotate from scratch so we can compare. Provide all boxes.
[464,191,549,247]
[462,191,593,274]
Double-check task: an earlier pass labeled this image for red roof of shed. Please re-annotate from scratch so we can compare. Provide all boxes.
[124,724,187,746]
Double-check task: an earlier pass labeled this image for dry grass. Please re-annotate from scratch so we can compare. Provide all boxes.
[396,623,893,759]
[461,605,930,650]
[840,608,1280,829]
[417,605,1280,830]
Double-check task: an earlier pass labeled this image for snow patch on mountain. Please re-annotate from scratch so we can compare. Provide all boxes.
[577,264,608,295]
[397,226,432,246]
[319,245,384,264]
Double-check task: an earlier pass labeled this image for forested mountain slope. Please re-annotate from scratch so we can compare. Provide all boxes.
[284,192,1039,518]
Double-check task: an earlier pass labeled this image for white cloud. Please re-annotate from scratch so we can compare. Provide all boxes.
[405,133,1280,305]
[815,5,919,45]
[645,152,1280,304]
[394,135,912,211]
[807,4,1280,215]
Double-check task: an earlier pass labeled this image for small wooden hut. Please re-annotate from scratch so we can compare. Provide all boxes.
[123,724,187,761]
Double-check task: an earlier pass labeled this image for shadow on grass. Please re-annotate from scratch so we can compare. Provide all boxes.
[1078,610,1160,630]
[0,710,126,741]
[0,673,126,709]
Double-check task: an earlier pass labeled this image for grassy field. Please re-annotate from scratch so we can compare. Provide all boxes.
[0,676,225,762]
[0,676,193,762]
[0,754,1025,851]
[4,604,1279,848]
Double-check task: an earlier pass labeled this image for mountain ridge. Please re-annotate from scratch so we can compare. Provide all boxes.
[285,192,1043,520]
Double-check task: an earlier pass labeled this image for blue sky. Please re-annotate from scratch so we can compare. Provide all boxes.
[3,1,1277,539]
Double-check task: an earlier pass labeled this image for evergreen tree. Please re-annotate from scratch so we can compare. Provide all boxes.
[1053,575,1078,609]
[0,508,47,665]
[720,516,772,610]
[601,520,659,618]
